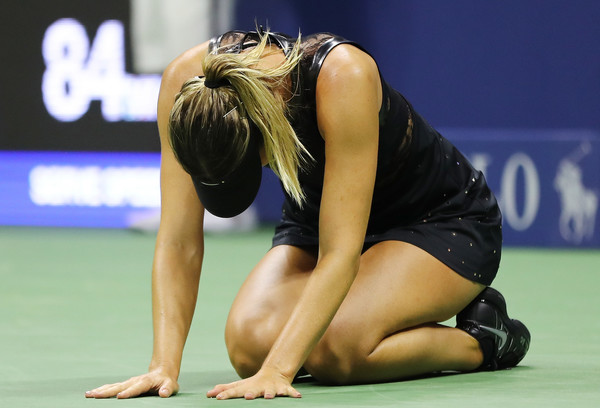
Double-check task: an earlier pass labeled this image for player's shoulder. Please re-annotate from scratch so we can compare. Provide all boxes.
[161,41,211,94]
[318,43,379,86]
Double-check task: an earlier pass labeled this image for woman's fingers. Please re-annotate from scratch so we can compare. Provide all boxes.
[206,386,222,398]
[85,372,179,399]
[206,380,241,398]
[115,378,154,399]
[85,381,129,399]
[158,379,178,398]
[215,385,258,400]
[216,385,301,400]
[156,377,179,397]
[281,385,302,398]
[207,377,302,400]
[207,381,250,400]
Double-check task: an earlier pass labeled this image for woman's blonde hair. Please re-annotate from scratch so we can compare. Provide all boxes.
[168,29,311,206]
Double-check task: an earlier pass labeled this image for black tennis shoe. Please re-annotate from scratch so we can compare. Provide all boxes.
[456,287,530,370]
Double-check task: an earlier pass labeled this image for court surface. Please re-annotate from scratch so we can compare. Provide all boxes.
[1,226,599,407]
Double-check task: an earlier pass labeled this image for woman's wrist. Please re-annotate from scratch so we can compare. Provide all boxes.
[260,360,298,384]
[148,360,180,379]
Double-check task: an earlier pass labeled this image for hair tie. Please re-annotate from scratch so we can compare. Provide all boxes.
[204,77,231,89]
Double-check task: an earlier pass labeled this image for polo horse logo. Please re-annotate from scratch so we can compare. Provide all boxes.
[553,142,598,244]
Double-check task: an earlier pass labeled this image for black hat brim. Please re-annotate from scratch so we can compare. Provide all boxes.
[191,141,262,218]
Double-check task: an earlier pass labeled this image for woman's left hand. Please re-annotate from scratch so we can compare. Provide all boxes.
[206,367,302,400]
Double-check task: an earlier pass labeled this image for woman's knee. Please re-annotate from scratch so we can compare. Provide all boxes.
[225,245,315,378]
[225,308,283,378]
[304,324,372,385]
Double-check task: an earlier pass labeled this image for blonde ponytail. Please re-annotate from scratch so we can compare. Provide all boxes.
[201,30,312,206]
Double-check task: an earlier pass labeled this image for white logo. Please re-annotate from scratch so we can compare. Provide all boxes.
[479,325,508,351]
[554,142,598,244]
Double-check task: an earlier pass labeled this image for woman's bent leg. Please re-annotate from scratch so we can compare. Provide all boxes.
[224,245,317,378]
[225,241,489,384]
[304,241,486,384]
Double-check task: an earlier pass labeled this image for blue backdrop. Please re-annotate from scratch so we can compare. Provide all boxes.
[236,0,600,247]
[234,0,599,130]
[1,0,598,247]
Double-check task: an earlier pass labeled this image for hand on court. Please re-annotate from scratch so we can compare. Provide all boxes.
[85,368,179,399]
[206,367,301,400]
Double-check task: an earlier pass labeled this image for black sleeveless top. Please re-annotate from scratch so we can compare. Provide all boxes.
[210,30,502,285]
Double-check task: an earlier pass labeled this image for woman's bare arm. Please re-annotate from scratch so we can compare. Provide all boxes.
[86,42,210,399]
[207,44,382,399]
[261,43,382,377]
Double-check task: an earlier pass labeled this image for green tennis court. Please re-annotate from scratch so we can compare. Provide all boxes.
[1,226,599,407]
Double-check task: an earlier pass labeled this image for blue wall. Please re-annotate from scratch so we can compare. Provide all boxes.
[236,1,600,247]
[234,0,600,130]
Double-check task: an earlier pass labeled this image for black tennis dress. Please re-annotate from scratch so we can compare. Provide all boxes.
[209,30,502,285]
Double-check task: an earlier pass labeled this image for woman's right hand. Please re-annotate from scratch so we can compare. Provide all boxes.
[85,368,179,399]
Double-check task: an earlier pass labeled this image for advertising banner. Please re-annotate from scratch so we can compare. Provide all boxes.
[447,129,599,247]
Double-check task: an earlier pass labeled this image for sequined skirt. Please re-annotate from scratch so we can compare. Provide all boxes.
[272,174,502,286]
